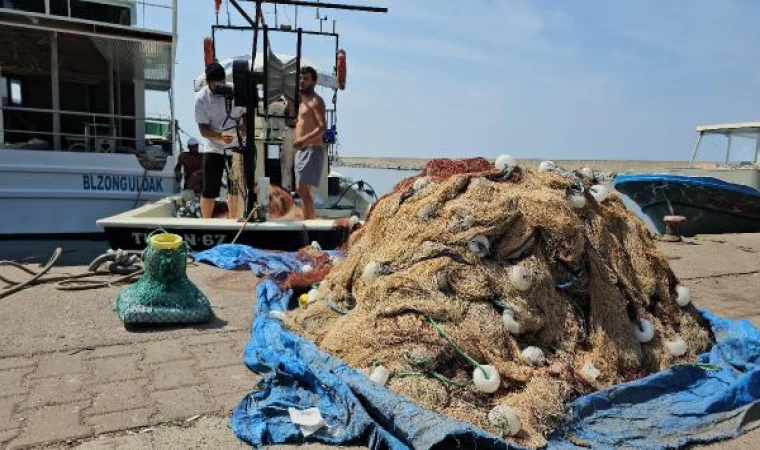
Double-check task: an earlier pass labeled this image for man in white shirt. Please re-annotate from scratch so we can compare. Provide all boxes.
[194,62,246,218]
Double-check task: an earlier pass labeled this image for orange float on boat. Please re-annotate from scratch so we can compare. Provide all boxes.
[203,36,214,65]
[336,49,347,90]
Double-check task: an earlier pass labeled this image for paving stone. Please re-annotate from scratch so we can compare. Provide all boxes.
[145,359,199,391]
[84,407,155,434]
[87,379,150,416]
[0,395,24,431]
[188,341,241,370]
[211,390,251,413]
[184,332,235,347]
[201,365,258,396]
[150,416,247,449]
[11,401,92,448]
[142,339,190,364]
[87,344,142,360]
[31,353,87,379]
[93,354,144,383]
[23,373,89,409]
[150,384,211,422]
[0,357,37,371]
[0,368,32,397]
[0,428,21,445]
[71,433,153,450]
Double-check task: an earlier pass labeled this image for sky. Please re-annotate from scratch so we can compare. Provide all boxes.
[147,0,760,161]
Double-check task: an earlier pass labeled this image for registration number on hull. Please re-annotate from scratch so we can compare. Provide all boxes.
[131,232,226,247]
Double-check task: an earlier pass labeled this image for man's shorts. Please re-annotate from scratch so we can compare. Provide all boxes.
[295,145,324,188]
[201,153,231,198]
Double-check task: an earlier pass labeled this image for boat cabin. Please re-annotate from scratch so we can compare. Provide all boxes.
[0,0,176,160]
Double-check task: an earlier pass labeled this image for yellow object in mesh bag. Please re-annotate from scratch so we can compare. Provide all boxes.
[150,233,183,250]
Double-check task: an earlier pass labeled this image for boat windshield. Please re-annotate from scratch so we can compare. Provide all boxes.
[690,123,760,168]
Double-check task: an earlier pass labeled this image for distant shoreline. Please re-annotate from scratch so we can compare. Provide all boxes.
[334,157,691,174]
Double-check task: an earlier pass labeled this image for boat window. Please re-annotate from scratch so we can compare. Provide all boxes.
[699,133,759,166]
[70,0,132,26]
[1,0,45,13]
[9,79,22,106]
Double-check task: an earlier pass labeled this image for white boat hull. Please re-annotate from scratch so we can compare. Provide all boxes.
[0,150,176,236]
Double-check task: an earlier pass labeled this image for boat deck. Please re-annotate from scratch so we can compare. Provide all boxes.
[98,192,369,251]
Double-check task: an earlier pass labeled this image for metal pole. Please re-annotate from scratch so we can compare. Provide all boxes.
[295,27,302,115]
[725,134,732,165]
[108,58,115,149]
[263,26,269,118]
[169,0,178,156]
[755,134,760,166]
[50,31,61,150]
[246,0,388,13]
[45,0,51,14]
[229,0,257,26]
[688,132,703,169]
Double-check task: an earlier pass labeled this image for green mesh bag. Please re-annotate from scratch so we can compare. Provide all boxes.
[115,233,213,324]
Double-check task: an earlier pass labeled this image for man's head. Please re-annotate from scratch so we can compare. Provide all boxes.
[187,137,199,153]
[205,62,226,92]
[299,66,318,94]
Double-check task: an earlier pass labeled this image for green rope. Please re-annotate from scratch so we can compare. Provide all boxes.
[393,371,470,388]
[427,316,488,379]
[672,362,722,371]
[429,371,470,388]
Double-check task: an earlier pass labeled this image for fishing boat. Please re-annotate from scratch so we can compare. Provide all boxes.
[615,122,760,236]
[0,0,179,237]
[98,0,384,251]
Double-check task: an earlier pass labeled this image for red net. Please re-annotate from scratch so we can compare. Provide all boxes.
[282,246,334,291]
[368,157,503,222]
[424,157,494,178]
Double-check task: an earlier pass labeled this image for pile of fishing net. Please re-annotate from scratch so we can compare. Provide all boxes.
[282,156,713,448]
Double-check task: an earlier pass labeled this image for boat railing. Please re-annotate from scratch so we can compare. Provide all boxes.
[1,0,176,34]
[0,105,173,154]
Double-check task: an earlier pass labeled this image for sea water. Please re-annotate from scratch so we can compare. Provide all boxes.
[334,165,656,231]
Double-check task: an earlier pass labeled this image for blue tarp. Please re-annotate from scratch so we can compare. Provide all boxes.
[229,280,760,450]
[194,244,342,281]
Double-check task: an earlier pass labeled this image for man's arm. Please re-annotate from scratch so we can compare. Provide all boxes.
[198,123,224,141]
[174,154,183,181]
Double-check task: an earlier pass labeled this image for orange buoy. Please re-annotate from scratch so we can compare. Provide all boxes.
[203,36,214,66]
[336,49,347,90]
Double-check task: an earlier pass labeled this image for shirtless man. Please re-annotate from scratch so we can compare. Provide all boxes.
[174,137,203,194]
[293,66,326,220]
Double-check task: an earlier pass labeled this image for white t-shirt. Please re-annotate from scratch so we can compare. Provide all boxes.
[194,85,246,154]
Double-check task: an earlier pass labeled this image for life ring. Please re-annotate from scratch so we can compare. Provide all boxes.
[203,36,214,66]
[336,49,347,90]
